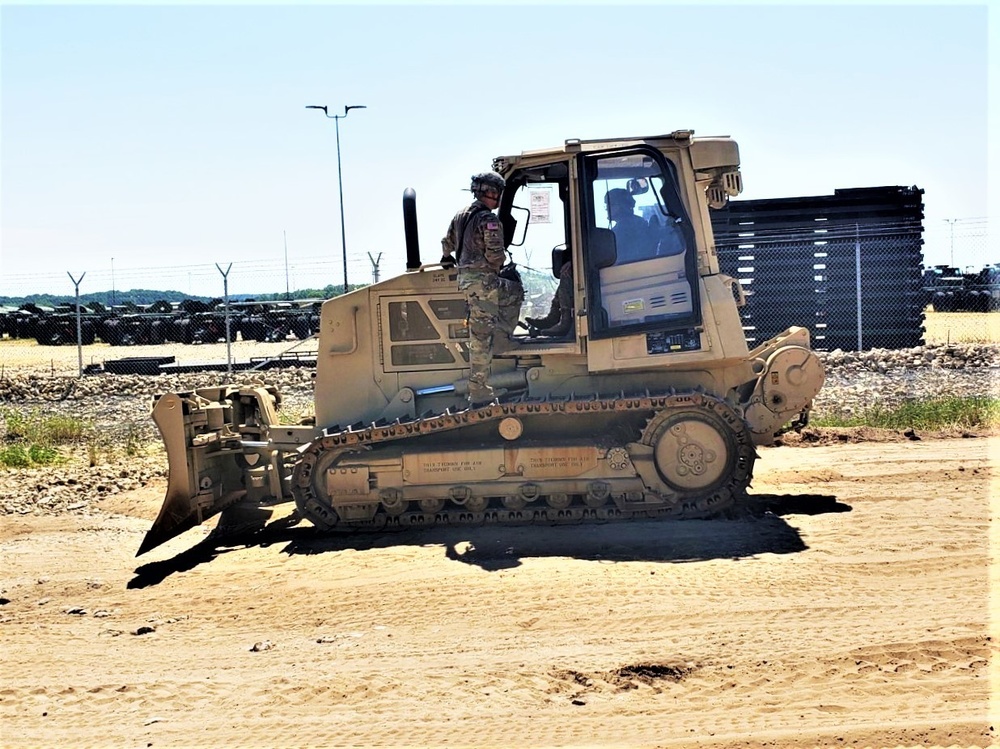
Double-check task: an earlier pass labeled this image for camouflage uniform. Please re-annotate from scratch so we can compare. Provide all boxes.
[606,188,657,263]
[442,199,523,404]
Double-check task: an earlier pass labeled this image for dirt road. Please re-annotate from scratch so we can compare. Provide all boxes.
[1,437,996,748]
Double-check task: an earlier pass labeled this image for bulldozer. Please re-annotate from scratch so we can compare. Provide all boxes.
[139,129,825,556]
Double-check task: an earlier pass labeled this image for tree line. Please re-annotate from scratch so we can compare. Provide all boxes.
[0,285,358,309]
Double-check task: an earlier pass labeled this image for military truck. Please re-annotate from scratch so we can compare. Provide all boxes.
[140,130,825,555]
[923,264,1000,312]
[33,303,101,345]
[100,301,175,345]
[236,299,322,342]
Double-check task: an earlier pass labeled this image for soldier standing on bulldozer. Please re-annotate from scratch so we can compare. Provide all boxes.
[440,171,524,406]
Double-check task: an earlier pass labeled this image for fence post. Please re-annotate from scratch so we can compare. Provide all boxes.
[216,263,233,381]
[855,224,863,351]
[67,271,86,378]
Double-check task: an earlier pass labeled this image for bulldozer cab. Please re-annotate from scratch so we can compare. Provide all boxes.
[496,142,702,355]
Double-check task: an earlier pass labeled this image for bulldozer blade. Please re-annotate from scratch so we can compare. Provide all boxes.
[138,391,247,556]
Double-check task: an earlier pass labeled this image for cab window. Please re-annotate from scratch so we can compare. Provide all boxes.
[583,150,699,338]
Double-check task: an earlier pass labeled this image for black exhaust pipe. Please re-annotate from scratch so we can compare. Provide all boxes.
[403,188,421,270]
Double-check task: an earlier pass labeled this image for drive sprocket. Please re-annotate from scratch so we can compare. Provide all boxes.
[637,395,756,517]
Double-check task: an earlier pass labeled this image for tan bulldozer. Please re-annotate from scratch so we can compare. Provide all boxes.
[140,129,824,555]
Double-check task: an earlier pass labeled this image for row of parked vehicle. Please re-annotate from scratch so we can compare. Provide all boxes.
[0,299,323,346]
[922,264,1000,312]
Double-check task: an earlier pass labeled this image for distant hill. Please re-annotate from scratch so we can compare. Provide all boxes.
[0,289,198,308]
[0,285,354,308]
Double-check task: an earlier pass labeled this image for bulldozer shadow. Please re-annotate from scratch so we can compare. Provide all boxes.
[129,502,306,588]
[129,493,849,584]
[435,494,850,571]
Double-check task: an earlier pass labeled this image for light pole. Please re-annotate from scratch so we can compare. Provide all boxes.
[307,104,367,295]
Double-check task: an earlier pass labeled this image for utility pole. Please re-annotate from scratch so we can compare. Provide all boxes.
[944,218,958,267]
[284,230,291,300]
[368,251,383,284]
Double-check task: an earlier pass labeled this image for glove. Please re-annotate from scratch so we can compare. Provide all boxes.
[440,254,456,269]
[498,263,521,283]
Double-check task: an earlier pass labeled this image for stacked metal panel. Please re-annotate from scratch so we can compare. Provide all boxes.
[711,186,925,351]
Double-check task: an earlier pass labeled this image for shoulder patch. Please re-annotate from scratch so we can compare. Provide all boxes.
[486,221,499,231]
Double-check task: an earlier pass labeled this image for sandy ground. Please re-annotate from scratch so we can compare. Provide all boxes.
[1,436,997,749]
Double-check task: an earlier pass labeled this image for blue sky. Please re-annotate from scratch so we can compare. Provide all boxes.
[0,1,994,298]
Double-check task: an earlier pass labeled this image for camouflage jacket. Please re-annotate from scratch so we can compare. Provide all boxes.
[441,199,506,273]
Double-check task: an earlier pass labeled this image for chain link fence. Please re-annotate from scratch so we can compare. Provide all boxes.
[1,197,995,370]
[713,188,996,350]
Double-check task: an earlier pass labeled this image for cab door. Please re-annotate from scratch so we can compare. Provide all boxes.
[580,148,706,370]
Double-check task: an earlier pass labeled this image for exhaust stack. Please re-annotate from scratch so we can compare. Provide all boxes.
[403,187,421,270]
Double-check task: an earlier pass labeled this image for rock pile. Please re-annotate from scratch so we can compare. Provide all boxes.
[813,343,998,419]
[1,458,162,516]
[0,367,316,405]
[818,342,999,372]
[0,368,316,518]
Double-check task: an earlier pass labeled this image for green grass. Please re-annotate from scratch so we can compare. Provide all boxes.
[811,395,1000,431]
[0,406,152,468]
[3,408,88,444]
[0,444,32,468]
[1,407,89,468]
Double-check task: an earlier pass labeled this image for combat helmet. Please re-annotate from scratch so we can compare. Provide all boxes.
[471,171,506,198]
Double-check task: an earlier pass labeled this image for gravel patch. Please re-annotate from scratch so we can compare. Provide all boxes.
[1,342,996,518]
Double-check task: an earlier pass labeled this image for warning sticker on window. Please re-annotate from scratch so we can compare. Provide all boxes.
[529,190,550,223]
[623,299,645,314]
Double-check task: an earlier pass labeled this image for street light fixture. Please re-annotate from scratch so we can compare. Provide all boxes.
[307,104,367,295]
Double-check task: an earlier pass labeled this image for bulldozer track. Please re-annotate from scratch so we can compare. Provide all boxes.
[291,389,756,533]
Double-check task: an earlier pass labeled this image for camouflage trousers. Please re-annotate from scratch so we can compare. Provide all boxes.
[459,269,524,403]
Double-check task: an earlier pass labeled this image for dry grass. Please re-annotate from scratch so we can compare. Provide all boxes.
[0,338,302,376]
[922,311,1000,344]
